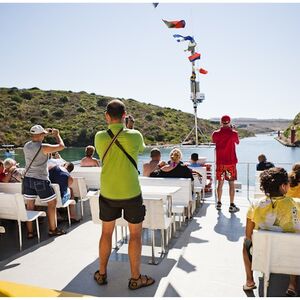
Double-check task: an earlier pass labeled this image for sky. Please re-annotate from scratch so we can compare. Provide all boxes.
[0,3,300,120]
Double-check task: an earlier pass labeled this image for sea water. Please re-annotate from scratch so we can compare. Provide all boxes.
[1,134,299,186]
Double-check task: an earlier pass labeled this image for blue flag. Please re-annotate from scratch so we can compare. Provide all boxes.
[173,34,195,43]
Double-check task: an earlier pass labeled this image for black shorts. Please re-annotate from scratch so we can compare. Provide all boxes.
[99,194,145,224]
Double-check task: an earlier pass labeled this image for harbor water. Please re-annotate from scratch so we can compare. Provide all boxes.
[1,134,299,186]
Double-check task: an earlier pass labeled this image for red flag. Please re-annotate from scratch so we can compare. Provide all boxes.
[199,68,208,74]
[188,52,201,62]
[162,19,186,28]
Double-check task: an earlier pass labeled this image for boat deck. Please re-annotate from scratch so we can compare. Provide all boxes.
[0,188,299,297]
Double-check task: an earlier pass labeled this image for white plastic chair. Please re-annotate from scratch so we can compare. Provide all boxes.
[252,230,300,296]
[70,177,90,218]
[0,193,46,251]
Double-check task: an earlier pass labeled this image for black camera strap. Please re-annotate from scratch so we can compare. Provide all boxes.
[107,129,139,174]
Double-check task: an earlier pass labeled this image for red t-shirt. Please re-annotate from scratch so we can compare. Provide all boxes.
[212,127,239,165]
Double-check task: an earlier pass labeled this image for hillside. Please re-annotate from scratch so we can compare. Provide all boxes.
[0,87,252,147]
[282,112,300,146]
[210,117,292,134]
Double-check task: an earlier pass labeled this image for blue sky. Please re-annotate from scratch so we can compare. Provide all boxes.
[0,3,300,119]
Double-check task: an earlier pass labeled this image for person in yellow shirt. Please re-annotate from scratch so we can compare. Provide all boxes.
[285,163,300,296]
[242,167,300,295]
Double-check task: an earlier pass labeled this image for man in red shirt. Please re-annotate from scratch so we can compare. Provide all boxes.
[212,115,240,213]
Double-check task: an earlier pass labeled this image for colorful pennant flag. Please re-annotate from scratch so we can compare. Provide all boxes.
[184,41,197,52]
[162,19,186,29]
[173,34,195,43]
[188,52,201,62]
[199,68,208,74]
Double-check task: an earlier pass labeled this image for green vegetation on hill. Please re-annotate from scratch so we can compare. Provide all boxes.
[283,112,300,145]
[0,87,253,147]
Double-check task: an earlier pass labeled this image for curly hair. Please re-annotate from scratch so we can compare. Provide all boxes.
[289,163,300,188]
[260,167,288,197]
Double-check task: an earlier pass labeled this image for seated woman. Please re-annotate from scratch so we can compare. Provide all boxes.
[150,148,194,180]
[3,158,22,183]
[242,167,300,294]
[285,163,300,296]
[80,145,100,167]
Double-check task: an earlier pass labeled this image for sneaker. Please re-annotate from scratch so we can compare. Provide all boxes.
[229,204,240,213]
[216,202,222,210]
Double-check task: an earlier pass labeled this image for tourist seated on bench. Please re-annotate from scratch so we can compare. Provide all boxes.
[80,145,100,167]
[3,158,22,183]
[256,154,275,171]
[143,148,166,177]
[49,162,79,223]
[150,148,194,181]
[242,167,300,296]
[48,151,66,168]
[188,153,203,167]
[0,160,8,182]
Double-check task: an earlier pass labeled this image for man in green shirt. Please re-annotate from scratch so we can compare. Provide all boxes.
[94,99,155,290]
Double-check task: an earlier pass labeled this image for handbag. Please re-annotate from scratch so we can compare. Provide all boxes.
[21,145,42,194]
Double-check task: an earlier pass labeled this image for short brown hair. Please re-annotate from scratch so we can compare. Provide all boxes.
[85,145,95,157]
[106,99,125,120]
[150,148,161,158]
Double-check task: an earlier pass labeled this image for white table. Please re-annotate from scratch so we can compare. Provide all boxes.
[141,185,181,217]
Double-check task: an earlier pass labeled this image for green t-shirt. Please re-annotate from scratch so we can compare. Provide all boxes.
[94,123,145,200]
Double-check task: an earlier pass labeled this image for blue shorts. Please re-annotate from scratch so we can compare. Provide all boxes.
[61,188,71,205]
[23,176,56,203]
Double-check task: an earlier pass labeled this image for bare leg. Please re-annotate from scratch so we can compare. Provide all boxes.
[287,275,298,293]
[242,242,255,287]
[228,180,235,204]
[128,222,143,279]
[99,221,116,275]
[70,204,77,219]
[217,180,224,203]
[26,200,35,233]
[47,199,57,231]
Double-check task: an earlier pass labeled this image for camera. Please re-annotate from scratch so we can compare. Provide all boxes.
[48,129,52,133]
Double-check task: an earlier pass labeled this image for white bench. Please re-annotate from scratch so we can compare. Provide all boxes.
[139,177,193,219]
[71,166,101,190]
[0,183,76,226]
[252,230,300,296]
[0,193,46,251]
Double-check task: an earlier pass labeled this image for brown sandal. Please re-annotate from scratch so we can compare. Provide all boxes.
[94,270,107,285]
[128,274,155,290]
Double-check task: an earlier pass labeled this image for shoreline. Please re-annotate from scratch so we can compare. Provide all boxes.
[274,137,297,148]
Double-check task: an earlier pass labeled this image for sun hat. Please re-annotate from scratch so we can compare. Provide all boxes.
[221,115,231,124]
[30,125,48,135]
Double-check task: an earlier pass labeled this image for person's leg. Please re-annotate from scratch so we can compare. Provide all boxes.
[217,180,224,203]
[99,220,116,275]
[287,275,298,295]
[127,222,143,279]
[47,199,57,231]
[242,241,255,287]
[26,200,35,233]
[228,180,235,204]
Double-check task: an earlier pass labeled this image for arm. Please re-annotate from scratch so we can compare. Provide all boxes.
[42,129,65,155]
[245,218,255,240]
[68,175,73,187]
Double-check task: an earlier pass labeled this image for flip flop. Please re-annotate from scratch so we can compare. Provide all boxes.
[94,270,107,285]
[286,288,297,297]
[243,284,257,291]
